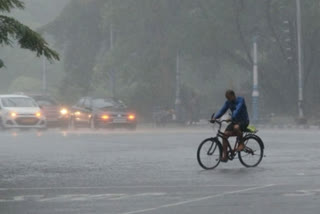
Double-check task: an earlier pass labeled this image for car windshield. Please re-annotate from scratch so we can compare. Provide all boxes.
[34,97,57,106]
[92,99,126,109]
[1,97,38,107]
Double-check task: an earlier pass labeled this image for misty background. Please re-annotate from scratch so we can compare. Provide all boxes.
[1,0,320,123]
[0,0,68,97]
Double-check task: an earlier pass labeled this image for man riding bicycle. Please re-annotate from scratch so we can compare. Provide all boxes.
[211,90,250,162]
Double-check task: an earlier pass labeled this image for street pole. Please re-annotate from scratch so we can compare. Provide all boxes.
[42,55,47,95]
[175,51,181,122]
[110,23,116,97]
[296,0,304,119]
[252,36,259,123]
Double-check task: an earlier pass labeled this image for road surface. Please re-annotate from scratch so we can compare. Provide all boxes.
[0,127,319,213]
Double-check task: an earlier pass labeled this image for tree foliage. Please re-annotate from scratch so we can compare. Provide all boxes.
[0,0,59,69]
[0,0,23,12]
[45,0,320,119]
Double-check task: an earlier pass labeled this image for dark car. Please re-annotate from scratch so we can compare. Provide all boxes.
[70,97,137,130]
[30,95,70,128]
[152,106,175,127]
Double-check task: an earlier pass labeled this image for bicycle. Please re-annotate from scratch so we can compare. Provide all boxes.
[197,119,265,169]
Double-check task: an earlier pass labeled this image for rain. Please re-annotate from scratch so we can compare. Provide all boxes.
[0,1,319,214]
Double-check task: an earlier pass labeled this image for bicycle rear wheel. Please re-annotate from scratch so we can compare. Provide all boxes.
[238,135,264,167]
[197,138,222,170]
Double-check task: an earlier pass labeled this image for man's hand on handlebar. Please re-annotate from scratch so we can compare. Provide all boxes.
[209,118,216,124]
[209,118,232,124]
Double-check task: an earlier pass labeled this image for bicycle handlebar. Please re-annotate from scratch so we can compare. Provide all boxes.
[208,119,230,131]
[209,119,229,124]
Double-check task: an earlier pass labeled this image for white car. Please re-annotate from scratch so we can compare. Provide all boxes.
[0,95,46,129]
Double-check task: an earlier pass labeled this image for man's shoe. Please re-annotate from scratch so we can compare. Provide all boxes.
[220,157,228,163]
[237,143,245,152]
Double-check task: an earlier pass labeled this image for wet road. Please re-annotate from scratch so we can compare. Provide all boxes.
[0,128,320,214]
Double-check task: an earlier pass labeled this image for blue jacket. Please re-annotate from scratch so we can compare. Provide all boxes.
[214,96,249,122]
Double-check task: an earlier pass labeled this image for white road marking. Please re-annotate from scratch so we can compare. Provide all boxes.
[109,193,167,201]
[38,194,126,202]
[0,184,257,191]
[0,195,44,202]
[119,184,275,214]
[284,189,320,197]
[0,193,167,203]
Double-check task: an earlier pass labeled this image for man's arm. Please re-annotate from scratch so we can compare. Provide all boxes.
[214,101,228,119]
[232,97,245,120]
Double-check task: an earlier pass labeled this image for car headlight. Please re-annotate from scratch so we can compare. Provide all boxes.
[101,114,110,120]
[10,112,17,118]
[60,108,68,115]
[128,114,136,120]
[35,112,42,118]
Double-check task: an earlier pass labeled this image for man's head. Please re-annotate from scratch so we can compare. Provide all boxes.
[225,90,236,101]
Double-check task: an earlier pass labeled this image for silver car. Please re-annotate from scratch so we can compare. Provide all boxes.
[0,95,46,129]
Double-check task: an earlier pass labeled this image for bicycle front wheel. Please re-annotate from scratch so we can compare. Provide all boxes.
[197,138,222,170]
[238,135,264,167]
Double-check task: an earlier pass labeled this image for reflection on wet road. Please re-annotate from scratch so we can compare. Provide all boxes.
[1,128,320,214]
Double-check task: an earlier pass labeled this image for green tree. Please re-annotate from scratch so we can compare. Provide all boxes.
[44,0,104,98]
[45,0,320,119]
[9,75,41,92]
[0,0,59,69]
